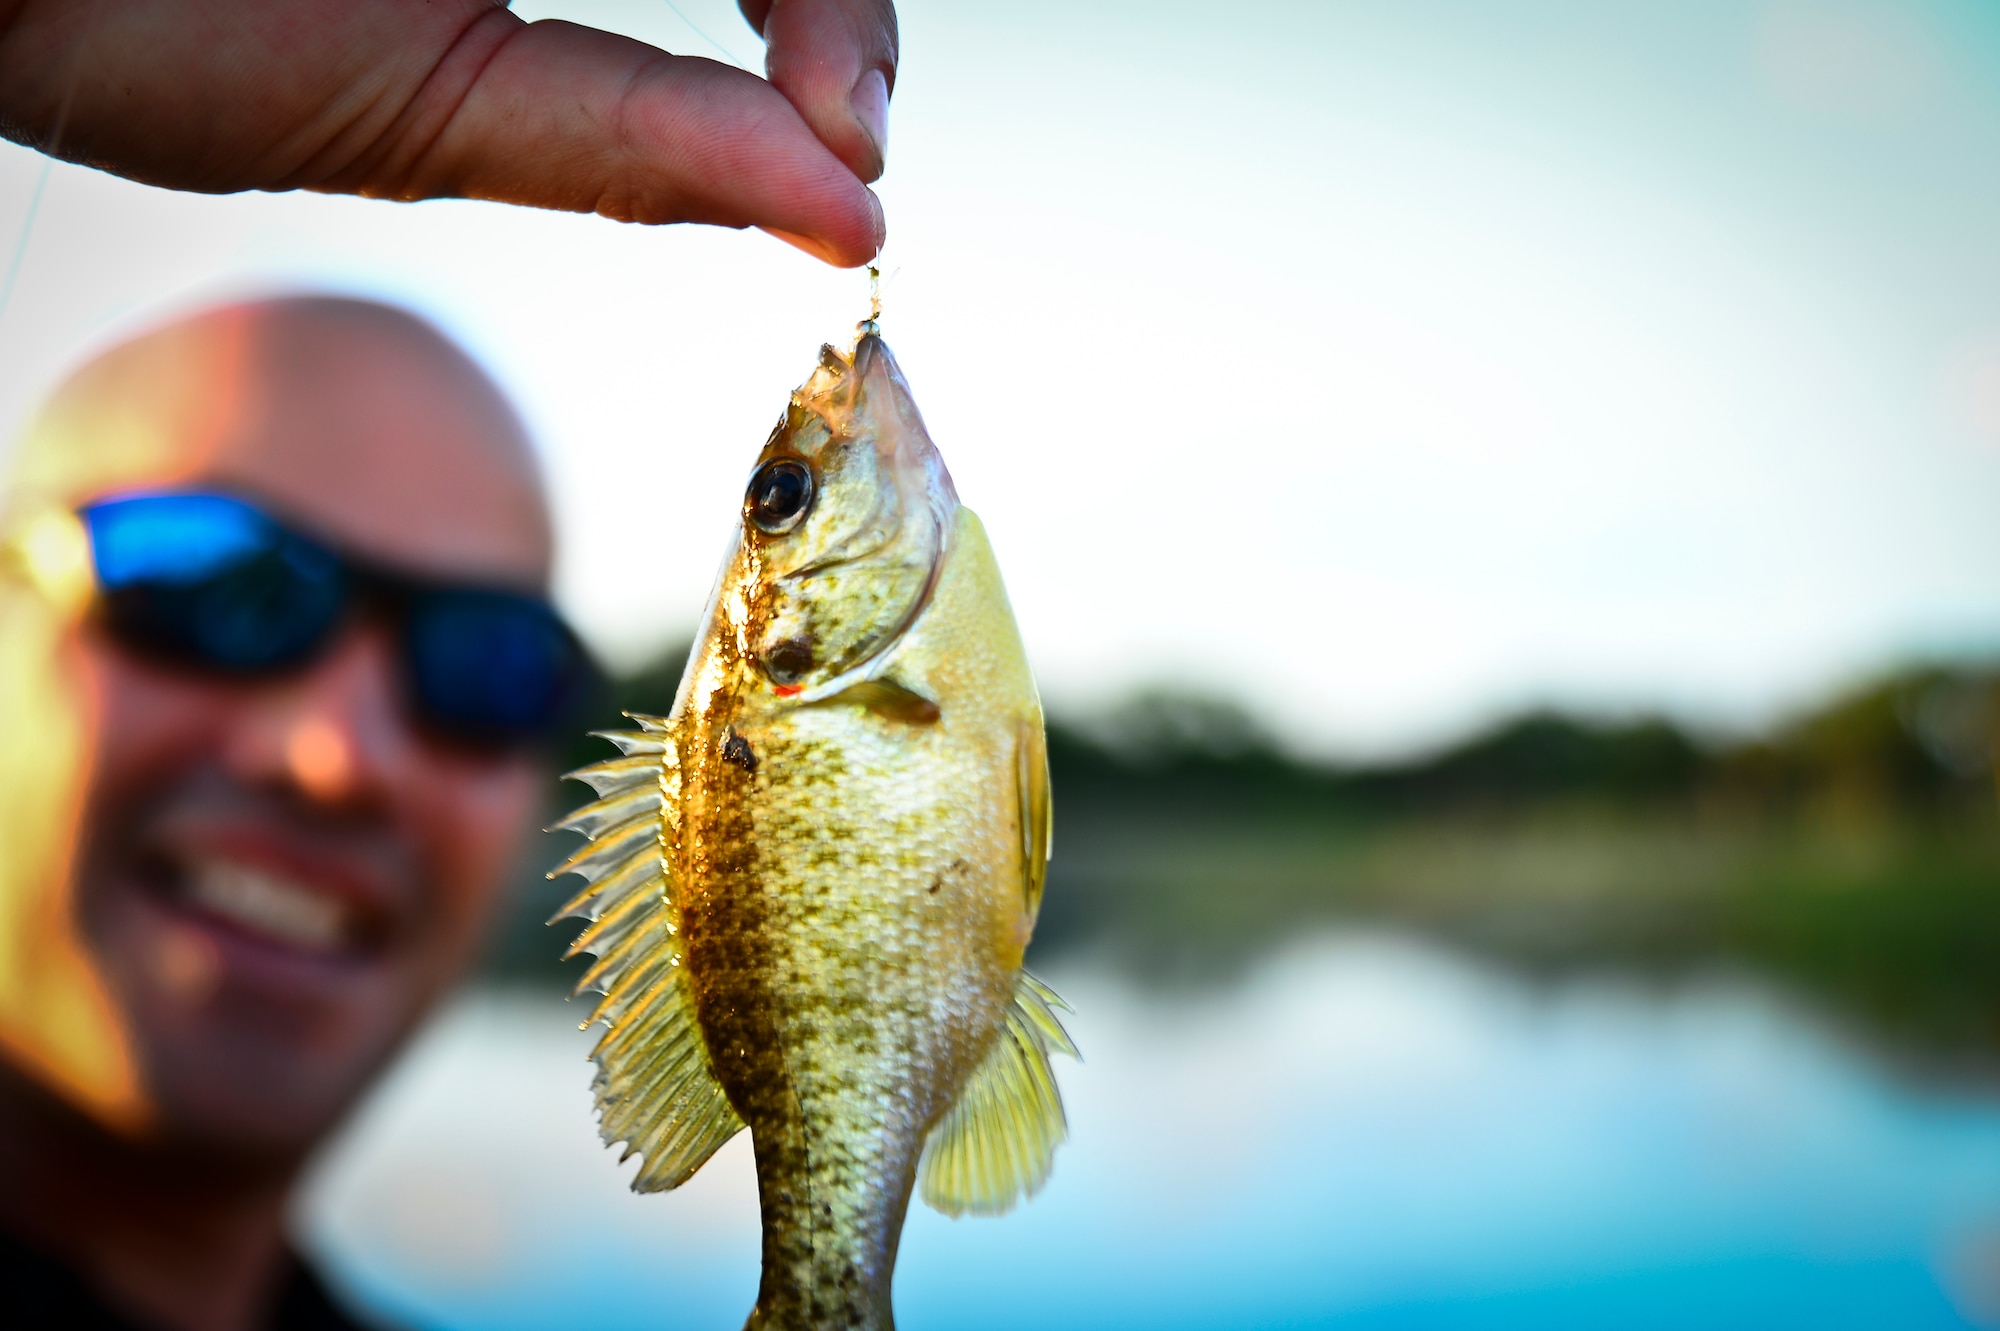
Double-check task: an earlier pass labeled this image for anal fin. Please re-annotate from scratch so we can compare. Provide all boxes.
[918,970,1079,1218]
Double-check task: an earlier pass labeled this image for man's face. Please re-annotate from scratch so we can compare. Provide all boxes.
[62,306,553,1154]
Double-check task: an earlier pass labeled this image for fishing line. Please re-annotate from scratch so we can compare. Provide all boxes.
[659,0,755,69]
[0,156,53,326]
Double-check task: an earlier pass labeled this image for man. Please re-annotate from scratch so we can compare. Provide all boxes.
[0,295,588,1330]
[0,0,897,268]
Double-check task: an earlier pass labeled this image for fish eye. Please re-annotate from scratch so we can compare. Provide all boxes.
[746,458,814,535]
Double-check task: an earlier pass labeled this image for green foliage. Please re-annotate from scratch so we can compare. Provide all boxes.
[489,650,2000,1069]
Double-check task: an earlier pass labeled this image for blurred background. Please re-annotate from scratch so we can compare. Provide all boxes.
[6,0,2000,1326]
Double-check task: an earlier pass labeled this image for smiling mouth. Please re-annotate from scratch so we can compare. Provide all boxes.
[173,858,372,958]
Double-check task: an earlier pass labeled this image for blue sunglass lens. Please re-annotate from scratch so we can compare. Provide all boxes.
[89,492,271,586]
[83,493,347,670]
[80,492,587,743]
[406,591,587,739]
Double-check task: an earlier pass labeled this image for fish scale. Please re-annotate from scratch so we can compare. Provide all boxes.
[552,326,1074,1330]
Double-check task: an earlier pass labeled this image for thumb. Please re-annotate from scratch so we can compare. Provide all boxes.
[741,0,898,184]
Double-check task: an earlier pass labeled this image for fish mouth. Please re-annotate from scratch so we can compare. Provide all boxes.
[753,328,958,702]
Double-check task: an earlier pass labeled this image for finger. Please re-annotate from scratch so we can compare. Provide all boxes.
[321,16,884,267]
[740,0,898,183]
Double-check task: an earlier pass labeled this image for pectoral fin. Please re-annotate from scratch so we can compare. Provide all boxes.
[819,677,942,725]
[918,971,1079,1217]
[551,722,744,1193]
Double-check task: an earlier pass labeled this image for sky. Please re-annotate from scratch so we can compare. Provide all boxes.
[3,0,1999,758]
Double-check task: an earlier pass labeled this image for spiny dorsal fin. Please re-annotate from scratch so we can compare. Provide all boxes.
[918,970,1079,1218]
[551,729,745,1193]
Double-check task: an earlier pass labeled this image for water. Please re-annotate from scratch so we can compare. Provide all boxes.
[299,933,2000,1329]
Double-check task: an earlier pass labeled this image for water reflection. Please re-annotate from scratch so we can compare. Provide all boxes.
[302,932,2000,1330]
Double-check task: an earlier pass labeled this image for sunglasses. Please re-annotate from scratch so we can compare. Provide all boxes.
[79,491,598,749]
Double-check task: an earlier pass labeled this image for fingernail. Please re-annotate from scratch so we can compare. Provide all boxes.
[864,188,885,260]
[850,68,890,175]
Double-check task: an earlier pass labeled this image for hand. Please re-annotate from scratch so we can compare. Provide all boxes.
[0,0,896,267]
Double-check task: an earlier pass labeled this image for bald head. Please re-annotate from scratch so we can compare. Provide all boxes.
[9,296,551,589]
[0,297,561,1144]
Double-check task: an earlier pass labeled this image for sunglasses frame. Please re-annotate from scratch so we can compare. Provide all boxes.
[78,489,600,752]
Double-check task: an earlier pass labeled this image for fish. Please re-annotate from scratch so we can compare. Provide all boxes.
[549,321,1076,1331]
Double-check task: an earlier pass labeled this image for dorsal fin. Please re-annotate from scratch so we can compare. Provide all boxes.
[918,971,1079,1217]
[551,726,745,1192]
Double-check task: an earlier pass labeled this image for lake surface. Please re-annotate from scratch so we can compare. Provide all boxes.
[300,933,2000,1330]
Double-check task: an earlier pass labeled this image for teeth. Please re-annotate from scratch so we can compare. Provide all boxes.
[186,860,352,953]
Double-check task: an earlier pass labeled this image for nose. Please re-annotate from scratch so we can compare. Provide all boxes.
[222,624,414,810]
